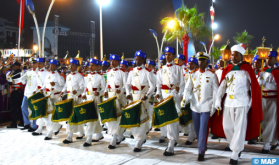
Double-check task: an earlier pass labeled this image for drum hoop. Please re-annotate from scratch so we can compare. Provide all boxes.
[74,100,94,108]
[27,92,43,101]
[31,97,48,104]
[153,95,173,108]
[98,96,117,106]
[122,100,141,110]
[55,98,73,105]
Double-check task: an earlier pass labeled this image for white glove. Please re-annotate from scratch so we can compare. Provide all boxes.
[181,100,186,108]
[215,101,222,111]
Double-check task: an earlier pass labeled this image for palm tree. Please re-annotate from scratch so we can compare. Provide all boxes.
[233,30,254,48]
[160,5,211,62]
[210,46,221,61]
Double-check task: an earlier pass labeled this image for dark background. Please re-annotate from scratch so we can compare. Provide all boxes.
[1,0,279,59]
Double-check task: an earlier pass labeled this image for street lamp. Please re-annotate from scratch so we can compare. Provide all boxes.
[149,29,160,64]
[212,23,218,30]
[97,0,110,61]
[33,45,38,57]
[209,34,220,55]
[257,37,270,71]
[160,19,175,54]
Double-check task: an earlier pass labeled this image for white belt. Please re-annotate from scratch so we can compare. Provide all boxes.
[161,89,174,94]
[132,90,147,94]
[262,91,277,97]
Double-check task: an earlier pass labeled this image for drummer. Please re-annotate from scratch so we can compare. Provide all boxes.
[103,54,127,149]
[60,58,86,144]
[159,54,166,69]
[126,51,155,152]
[40,59,65,140]
[81,58,105,147]
[32,57,51,136]
[83,61,90,75]
[155,47,184,156]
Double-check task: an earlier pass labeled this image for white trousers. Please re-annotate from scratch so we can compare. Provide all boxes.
[223,106,249,160]
[181,123,196,142]
[160,90,180,141]
[261,98,278,150]
[84,95,103,136]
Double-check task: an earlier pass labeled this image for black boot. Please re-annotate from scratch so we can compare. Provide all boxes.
[7,124,17,128]
[229,159,238,165]
[20,124,31,130]
[197,154,205,161]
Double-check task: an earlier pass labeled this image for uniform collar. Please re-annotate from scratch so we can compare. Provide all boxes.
[136,64,144,70]
[112,66,120,71]
[166,61,174,67]
[39,67,45,72]
[51,70,56,74]
[199,69,206,73]
[71,71,77,75]
[232,61,242,66]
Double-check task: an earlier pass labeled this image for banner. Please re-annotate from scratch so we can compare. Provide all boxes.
[152,95,179,128]
[27,92,44,112]
[179,103,192,126]
[29,97,48,120]
[97,96,117,124]
[120,100,141,128]
[69,100,98,125]
[52,99,74,122]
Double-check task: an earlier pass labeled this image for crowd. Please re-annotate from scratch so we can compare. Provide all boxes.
[1,44,278,165]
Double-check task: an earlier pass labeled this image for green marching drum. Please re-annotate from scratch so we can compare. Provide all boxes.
[69,100,99,125]
[97,96,119,124]
[152,95,179,128]
[120,100,144,128]
[28,92,45,120]
[29,96,49,120]
[52,99,74,122]
[179,102,192,126]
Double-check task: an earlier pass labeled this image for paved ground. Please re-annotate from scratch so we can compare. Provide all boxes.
[0,125,279,165]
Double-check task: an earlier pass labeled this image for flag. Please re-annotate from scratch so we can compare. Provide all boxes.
[52,99,74,122]
[17,0,25,34]
[210,6,215,24]
[69,100,98,125]
[28,92,45,119]
[29,97,48,120]
[120,101,141,128]
[97,96,118,124]
[25,0,35,14]
[152,96,179,128]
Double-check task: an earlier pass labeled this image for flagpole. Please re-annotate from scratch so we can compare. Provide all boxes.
[42,0,55,58]
[18,0,22,58]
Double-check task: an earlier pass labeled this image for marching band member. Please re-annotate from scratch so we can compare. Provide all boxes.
[7,61,24,128]
[97,61,103,74]
[120,59,129,72]
[159,54,166,69]
[155,47,184,156]
[40,59,64,140]
[126,51,155,152]
[32,58,50,136]
[19,58,38,132]
[61,58,86,144]
[258,50,279,153]
[147,60,157,129]
[213,45,263,165]
[103,54,127,149]
[83,61,90,75]
[82,58,105,147]
[182,52,219,161]
[253,55,262,78]
[132,60,136,68]
[181,56,198,145]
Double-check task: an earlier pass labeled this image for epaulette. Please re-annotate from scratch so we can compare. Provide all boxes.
[84,74,88,77]
[207,69,215,74]
[190,68,198,74]
[120,68,126,72]
[107,69,111,72]
[129,68,134,72]
[184,68,188,72]
[145,68,151,72]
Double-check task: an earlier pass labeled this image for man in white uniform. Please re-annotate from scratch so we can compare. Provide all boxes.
[147,60,157,130]
[155,47,184,156]
[126,50,155,152]
[258,50,279,153]
[32,58,50,136]
[82,58,105,147]
[182,52,219,161]
[19,58,38,132]
[103,54,127,149]
[214,45,263,165]
[61,58,86,144]
[40,59,65,140]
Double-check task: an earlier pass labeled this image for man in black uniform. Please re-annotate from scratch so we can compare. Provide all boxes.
[7,62,24,128]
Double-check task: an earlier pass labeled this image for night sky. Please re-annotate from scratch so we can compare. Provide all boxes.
[1,0,279,59]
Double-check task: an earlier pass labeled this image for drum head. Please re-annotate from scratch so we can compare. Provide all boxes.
[153,95,173,108]
[122,100,141,110]
[55,98,73,105]
[74,100,94,108]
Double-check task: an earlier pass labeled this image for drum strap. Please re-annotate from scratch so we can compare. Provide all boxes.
[163,66,171,89]
[67,74,73,93]
[109,70,116,90]
[87,75,93,94]
[133,68,142,91]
